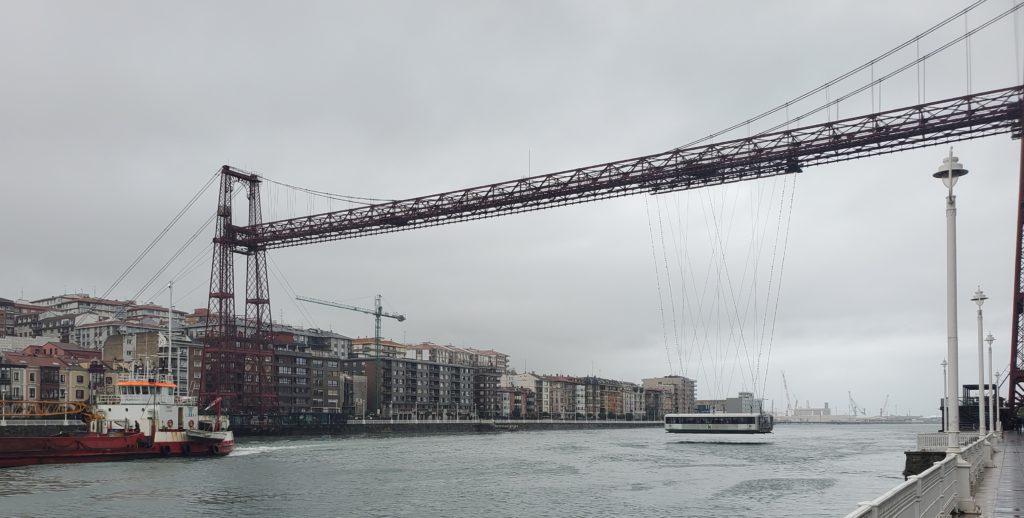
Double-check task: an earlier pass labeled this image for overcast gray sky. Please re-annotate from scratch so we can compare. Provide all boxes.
[2,1,1022,416]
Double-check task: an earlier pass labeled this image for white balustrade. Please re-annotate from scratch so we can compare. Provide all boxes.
[915,431,978,451]
[846,433,992,517]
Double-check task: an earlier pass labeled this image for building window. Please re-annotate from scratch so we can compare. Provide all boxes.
[76,375,84,384]
[75,390,84,399]
[29,373,35,382]
[29,388,36,399]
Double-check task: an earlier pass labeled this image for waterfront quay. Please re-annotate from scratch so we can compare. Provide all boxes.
[846,431,1024,517]
[976,432,1024,517]
[231,418,662,436]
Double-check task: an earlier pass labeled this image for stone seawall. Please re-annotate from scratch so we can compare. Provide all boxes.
[232,420,663,437]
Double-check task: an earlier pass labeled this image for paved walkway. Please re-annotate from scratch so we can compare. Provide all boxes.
[976,431,1023,517]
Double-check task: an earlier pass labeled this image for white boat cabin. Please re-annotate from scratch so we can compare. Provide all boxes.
[664,412,774,434]
[93,379,199,436]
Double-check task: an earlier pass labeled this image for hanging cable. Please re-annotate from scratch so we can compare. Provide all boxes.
[144,243,213,303]
[654,196,684,374]
[676,0,992,150]
[102,169,219,299]
[1016,0,1022,84]
[761,3,1023,136]
[260,176,395,207]
[267,256,318,330]
[759,176,797,400]
[129,211,219,303]
[644,196,676,375]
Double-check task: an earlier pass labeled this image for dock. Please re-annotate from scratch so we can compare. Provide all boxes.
[976,432,1023,517]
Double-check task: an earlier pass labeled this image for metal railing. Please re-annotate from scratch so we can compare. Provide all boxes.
[0,419,84,426]
[845,433,992,518]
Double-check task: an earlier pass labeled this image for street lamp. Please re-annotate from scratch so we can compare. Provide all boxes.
[942,359,949,432]
[933,150,967,450]
[986,333,995,433]
[971,287,987,435]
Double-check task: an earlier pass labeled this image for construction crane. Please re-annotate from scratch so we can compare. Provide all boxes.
[880,394,890,417]
[781,371,794,416]
[296,294,406,417]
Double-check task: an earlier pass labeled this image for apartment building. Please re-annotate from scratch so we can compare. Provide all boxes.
[497,386,535,418]
[642,375,696,414]
[340,357,475,419]
[0,361,26,400]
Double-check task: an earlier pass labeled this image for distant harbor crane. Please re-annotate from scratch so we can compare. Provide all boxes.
[781,371,794,416]
[296,294,406,417]
[848,391,866,416]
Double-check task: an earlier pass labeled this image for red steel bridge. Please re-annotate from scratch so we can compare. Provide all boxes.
[201,84,1024,415]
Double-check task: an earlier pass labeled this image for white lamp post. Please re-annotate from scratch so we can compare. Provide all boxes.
[934,150,968,451]
[942,359,949,432]
[995,370,1002,432]
[971,288,987,436]
[986,333,995,434]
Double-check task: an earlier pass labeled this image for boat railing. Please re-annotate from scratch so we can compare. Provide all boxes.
[845,434,992,518]
[0,419,84,426]
[915,431,979,451]
[95,394,121,405]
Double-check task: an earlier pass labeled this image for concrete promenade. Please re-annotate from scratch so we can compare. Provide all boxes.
[975,431,1023,517]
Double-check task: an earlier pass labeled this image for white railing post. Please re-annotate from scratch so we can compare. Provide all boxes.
[912,475,922,516]
[953,450,977,513]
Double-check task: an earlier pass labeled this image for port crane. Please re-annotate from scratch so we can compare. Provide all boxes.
[781,371,794,416]
[296,294,406,416]
[880,394,890,417]
[848,391,866,416]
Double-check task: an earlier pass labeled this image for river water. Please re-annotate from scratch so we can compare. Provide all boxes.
[0,423,931,517]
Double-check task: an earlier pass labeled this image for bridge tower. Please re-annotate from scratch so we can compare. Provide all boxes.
[200,166,276,415]
[1009,139,1024,414]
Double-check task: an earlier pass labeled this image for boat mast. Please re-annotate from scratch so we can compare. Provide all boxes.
[167,280,173,385]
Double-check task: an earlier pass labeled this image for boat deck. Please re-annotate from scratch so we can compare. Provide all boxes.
[975,431,1023,517]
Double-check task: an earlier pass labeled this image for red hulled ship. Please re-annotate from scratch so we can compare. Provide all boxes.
[0,378,234,468]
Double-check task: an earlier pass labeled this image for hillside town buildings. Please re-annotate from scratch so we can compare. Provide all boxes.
[0,291,707,423]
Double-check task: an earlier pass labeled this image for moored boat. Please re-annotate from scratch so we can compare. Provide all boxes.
[0,378,234,468]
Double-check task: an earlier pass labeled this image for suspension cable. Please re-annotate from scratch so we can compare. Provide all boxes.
[677,0,992,149]
[260,176,395,206]
[102,169,219,299]
[760,2,1024,136]
[759,176,797,400]
[644,196,676,375]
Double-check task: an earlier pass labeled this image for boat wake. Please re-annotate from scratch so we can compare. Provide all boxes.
[231,443,322,457]
[670,438,771,446]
